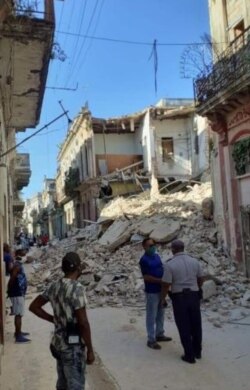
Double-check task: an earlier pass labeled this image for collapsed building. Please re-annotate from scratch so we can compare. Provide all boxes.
[28,183,250,328]
[55,99,210,238]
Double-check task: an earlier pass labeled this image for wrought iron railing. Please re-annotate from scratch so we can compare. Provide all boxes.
[194,27,250,105]
[13,0,54,23]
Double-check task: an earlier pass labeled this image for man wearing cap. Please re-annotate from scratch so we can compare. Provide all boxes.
[30,252,95,390]
[161,240,204,364]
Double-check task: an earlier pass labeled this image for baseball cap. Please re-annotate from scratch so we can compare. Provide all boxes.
[62,252,81,273]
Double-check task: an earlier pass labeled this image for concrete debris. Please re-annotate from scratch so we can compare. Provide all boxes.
[202,280,217,300]
[99,219,132,251]
[202,197,214,220]
[150,219,180,243]
[28,182,250,327]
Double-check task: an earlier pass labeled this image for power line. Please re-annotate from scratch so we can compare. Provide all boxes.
[68,0,88,75]
[0,112,68,158]
[74,0,105,73]
[65,0,101,86]
[56,30,221,47]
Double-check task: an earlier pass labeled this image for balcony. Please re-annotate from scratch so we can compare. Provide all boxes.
[13,199,25,213]
[15,153,31,190]
[0,0,55,129]
[194,27,250,116]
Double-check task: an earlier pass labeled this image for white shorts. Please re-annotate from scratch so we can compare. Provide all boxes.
[10,297,25,316]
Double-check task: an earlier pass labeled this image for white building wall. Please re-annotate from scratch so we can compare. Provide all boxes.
[152,117,192,178]
[139,110,152,172]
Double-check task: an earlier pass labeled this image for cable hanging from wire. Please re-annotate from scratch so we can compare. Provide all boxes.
[148,39,158,94]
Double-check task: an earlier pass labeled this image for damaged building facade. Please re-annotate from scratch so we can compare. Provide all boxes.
[0,0,54,360]
[194,0,250,275]
[56,99,210,235]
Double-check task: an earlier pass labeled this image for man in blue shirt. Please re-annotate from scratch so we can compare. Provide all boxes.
[8,250,30,343]
[140,238,172,349]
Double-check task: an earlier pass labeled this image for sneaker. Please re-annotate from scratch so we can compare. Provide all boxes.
[181,355,196,364]
[147,341,162,350]
[156,335,172,342]
[15,335,31,344]
[14,332,30,338]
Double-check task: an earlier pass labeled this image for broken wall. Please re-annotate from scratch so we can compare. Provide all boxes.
[152,117,192,178]
[94,132,142,175]
[138,110,153,173]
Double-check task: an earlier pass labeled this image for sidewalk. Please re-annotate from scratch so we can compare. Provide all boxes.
[0,298,57,390]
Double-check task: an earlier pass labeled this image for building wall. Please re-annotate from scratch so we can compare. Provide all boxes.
[209,0,250,55]
[193,115,210,176]
[139,110,153,172]
[152,117,192,178]
[63,200,75,230]
[0,104,9,348]
[57,113,93,204]
[94,133,141,155]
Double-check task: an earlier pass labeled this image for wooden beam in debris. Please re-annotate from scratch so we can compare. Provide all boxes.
[103,160,144,179]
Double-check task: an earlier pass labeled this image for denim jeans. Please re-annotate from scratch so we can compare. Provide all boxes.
[146,293,165,342]
[50,344,86,390]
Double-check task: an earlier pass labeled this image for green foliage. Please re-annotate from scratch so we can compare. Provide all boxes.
[64,167,80,197]
[232,137,250,176]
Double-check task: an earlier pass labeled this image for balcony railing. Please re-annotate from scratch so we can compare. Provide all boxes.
[16,153,30,168]
[194,27,250,107]
[15,153,31,190]
[13,0,55,23]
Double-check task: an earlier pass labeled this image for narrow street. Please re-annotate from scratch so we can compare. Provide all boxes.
[1,289,249,389]
[0,264,117,390]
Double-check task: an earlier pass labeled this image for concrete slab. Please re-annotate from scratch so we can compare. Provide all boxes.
[99,219,131,251]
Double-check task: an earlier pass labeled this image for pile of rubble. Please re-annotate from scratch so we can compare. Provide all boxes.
[27,182,250,326]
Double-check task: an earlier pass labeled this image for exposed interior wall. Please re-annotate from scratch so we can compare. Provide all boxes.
[94,133,141,155]
[152,117,192,178]
[94,131,143,175]
[95,154,142,175]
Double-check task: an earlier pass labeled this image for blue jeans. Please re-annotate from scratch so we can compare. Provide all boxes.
[146,293,165,342]
[50,344,86,390]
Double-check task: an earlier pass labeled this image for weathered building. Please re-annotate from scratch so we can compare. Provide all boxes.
[56,100,210,234]
[23,178,56,238]
[0,0,54,358]
[194,0,250,274]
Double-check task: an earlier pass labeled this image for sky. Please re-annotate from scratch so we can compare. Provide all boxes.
[17,0,210,199]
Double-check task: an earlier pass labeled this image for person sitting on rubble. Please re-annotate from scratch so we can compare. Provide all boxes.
[8,249,30,343]
[29,252,95,390]
[139,238,172,349]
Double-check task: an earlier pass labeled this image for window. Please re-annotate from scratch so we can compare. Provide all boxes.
[161,137,174,162]
[231,20,245,50]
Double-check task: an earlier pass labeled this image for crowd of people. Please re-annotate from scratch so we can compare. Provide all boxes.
[14,232,49,252]
[3,234,204,389]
